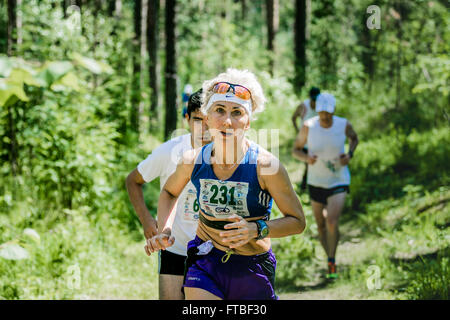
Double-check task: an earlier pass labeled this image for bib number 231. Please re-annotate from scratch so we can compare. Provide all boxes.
[199,179,249,218]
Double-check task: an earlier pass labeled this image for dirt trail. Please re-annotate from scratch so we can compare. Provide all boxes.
[277,217,372,300]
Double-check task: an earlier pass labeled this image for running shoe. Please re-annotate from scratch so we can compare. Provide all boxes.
[326,262,338,279]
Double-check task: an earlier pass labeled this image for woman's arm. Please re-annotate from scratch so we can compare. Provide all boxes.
[219,154,306,249]
[157,162,192,234]
[145,149,197,254]
[260,157,306,237]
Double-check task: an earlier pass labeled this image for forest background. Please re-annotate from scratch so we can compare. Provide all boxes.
[0,0,448,299]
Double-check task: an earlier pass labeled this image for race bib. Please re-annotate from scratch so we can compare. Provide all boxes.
[199,179,249,218]
[322,158,342,176]
[182,187,200,222]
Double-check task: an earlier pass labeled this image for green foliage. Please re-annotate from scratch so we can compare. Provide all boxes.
[349,128,450,210]
[0,199,158,299]
[271,204,321,290]
[404,253,449,300]
[0,55,119,209]
[1,0,448,300]
[273,234,317,289]
[331,187,449,300]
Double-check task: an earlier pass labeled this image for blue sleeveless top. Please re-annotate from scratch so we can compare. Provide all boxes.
[191,141,273,220]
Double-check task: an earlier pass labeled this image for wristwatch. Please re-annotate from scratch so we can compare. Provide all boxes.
[255,220,269,240]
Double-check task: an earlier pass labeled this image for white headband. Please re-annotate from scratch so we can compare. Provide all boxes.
[204,93,253,116]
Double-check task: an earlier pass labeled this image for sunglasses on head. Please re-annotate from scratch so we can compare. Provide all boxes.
[212,82,252,100]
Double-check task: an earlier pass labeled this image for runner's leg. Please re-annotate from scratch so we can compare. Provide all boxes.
[311,200,329,257]
[159,274,185,300]
[325,192,347,260]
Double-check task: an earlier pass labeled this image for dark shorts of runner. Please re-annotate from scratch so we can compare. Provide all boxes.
[308,184,350,205]
[158,250,186,276]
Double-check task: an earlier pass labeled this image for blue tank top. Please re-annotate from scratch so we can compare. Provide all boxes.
[191,141,273,220]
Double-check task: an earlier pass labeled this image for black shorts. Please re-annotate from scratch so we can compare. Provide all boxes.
[308,184,350,205]
[158,250,186,276]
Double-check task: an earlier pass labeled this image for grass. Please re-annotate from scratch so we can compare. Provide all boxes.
[0,123,448,300]
[275,183,450,300]
[0,194,159,300]
[1,179,447,300]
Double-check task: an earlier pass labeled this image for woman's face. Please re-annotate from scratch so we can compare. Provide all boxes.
[206,101,250,144]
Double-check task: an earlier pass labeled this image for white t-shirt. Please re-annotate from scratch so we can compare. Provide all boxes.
[305,115,350,188]
[137,134,199,256]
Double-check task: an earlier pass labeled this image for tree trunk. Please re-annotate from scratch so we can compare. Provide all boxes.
[16,0,22,47]
[7,0,17,56]
[266,0,279,75]
[395,16,402,110]
[139,0,148,133]
[130,0,142,133]
[392,0,410,110]
[241,0,247,20]
[92,0,102,88]
[62,0,68,17]
[75,0,84,35]
[358,2,381,87]
[315,0,335,89]
[360,17,375,80]
[6,0,19,175]
[164,0,178,140]
[147,0,160,131]
[75,0,82,11]
[108,0,122,17]
[7,105,19,176]
[294,0,307,93]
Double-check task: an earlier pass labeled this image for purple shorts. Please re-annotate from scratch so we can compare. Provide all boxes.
[183,236,278,300]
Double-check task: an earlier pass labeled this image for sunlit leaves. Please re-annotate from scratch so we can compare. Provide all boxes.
[0,243,30,261]
[70,52,114,75]
[23,228,41,245]
[35,61,73,86]
[0,78,29,107]
[50,72,80,92]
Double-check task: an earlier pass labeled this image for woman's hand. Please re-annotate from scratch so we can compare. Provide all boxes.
[220,214,258,249]
[144,231,175,256]
[307,155,318,165]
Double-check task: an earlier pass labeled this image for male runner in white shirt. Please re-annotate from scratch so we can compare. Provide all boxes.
[126,89,210,299]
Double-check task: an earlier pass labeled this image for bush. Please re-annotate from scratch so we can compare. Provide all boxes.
[349,127,450,210]
[405,253,449,300]
[0,198,159,300]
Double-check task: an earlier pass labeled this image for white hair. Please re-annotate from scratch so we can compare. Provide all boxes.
[201,68,266,119]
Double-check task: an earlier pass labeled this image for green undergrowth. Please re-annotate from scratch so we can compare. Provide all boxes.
[274,185,449,300]
[0,192,159,300]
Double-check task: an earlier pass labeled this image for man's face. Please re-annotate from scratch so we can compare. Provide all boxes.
[186,109,211,148]
[318,111,333,124]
